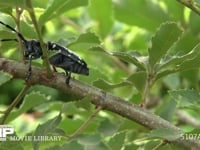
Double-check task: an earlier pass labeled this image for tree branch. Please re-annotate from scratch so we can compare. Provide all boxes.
[0,58,200,149]
[176,0,200,15]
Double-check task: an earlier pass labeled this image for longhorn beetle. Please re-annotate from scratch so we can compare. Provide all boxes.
[0,21,89,84]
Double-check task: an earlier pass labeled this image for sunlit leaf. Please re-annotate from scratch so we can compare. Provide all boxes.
[148,127,182,141]
[39,0,88,25]
[169,89,200,109]
[0,71,12,86]
[108,132,126,150]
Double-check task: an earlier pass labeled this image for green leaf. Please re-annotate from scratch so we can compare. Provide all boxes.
[93,79,131,91]
[32,113,62,150]
[0,71,12,86]
[88,0,114,38]
[75,95,92,111]
[98,119,119,136]
[148,128,182,141]
[155,43,200,80]
[78,134,101,145]
[157,43,200,71]
[67,32,101,51]
[113,0,169,31]
[20,21,38,39]
[155,69,178,81]
[77,134,109,150]
[148,22,182,68]
[169,89,200,109]
[172,31,199,53]
[176,49,200,71]
[0,140,24,150]
[0,6,12,15]
[61,140,84,150]
[189,11,200,35]
[126,71,147,93]
[108,132,126,150]
[111,51,146,71]
[4,92,47,123]
[156,97,177,121]
[39,0,88,25]
[186,128,200,136]
[0,0,26,8]
[0,30,16,39]
[163,0,184,20]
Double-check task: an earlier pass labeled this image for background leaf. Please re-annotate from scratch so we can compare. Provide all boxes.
[126,71,147,93]
[113,0,169,31]
[4,92,47,123]
[0,0,26,8]
[148,127,182,141]
[88,0,114,38]
[32,113,62,150]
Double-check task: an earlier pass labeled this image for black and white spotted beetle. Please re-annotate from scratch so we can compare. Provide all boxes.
[0,21,89,84]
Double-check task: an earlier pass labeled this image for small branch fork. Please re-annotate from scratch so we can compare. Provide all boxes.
[0,58,200,149]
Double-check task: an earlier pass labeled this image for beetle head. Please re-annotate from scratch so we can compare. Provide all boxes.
[23,40,43,59]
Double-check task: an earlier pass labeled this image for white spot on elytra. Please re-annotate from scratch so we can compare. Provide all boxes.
[52,44,56,49]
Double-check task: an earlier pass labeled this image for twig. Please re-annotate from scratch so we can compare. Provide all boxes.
[0,58,200,149]
[69,106,102,138]
[15,7,24,61]
[0,84,30,124]
[25,0,52,77]
[176,0,200,15]
[152,140,168,150]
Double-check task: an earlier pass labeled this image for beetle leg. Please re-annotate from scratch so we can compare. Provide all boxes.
[65,71,71,85]
[65,64,73,85]
[52,65,57,72]
[25,55,32,81]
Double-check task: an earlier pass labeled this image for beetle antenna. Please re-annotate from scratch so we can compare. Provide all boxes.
[0,39,18,42]
[0,21,26,42]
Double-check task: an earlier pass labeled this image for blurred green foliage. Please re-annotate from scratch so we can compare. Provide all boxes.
[0,0,200,149]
